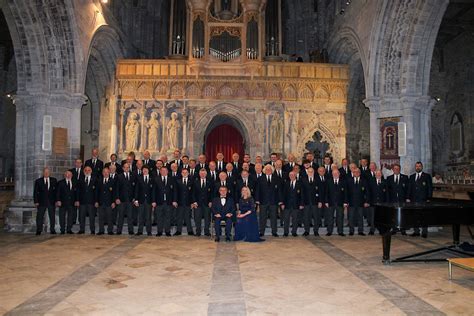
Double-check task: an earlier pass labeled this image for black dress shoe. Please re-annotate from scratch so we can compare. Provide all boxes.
[338,233,346,237]
[116,232,122,235]
[97,232,104,236]
[147,233,152,236]
[349,232,354,236]
[174,231,182,236]
[128,231,134,235]
[78,231,85,235]
[188,231,195,236]
[196,233,201,237]
[108,232,114,235]
[283,233,288,237]
[36,231,41,236]
[368,231,375,236]
[401,231,407,236]
[272,233,279,237]
[50,230,57,235]
[166,232,172,237]
[303,232,309,236]
[314,232,320,237]
[135,232,143,236]
[215,237,220,242]
[358,232,366,236]
[90,231,95,235]
[204,233,211,237]
[326,232,332,236]
[156,233,162,237]
[292,233,298,237]
[259,233,264,237]
[410,232,420,237]
[67,231,74,234]
[421,233,428,238]
[60,231,65,235]
[225,237,231,242]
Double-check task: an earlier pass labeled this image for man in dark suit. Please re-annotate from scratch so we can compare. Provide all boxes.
[192,169,214,236]
[301,167,317,236]
[33,167,57,235]
[347,168,370,236]
[265,153,279,167]
[197,154,209,171]
[142,151,155,173]
[171,149,183,168]
[273,160,288,181]
[188,159,198,180]
[169,162,180,178]
[368,170,388,235]
[215,171,235,199]
[225,163,238,185]
[282,171,304,237]
[235,170,256,200]
[231,153,242,174]
[77,166,98,234]
[322,156,332,177]
[134,166,156,236]
[215,152,226,173]
[359,158,370,179]
[326,169,348,236]
[208,161,218,182]
[96,167,116,235]
[121,152,137,173]
[315,166,329,236]
[154,166,176,236]
[283,153,299,173]
[174,168,194,236]
[56,170,78,234]
[84,148,104,176]
[211,186,236,242]
[115,163,136,235]
[255,164,284,237]
[305,152,319,170]
[407,162,433,238]
[104,153,123,174]
[386,163,409,235]
[339,158,350,178]
[70,159,84,183]
[243,154,255,174]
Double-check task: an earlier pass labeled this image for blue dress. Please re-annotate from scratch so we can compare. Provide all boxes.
[234,198,265,242]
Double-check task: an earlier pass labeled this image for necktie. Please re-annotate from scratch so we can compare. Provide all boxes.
[335,179,338,185]
[145,176,148,184]
[45,178,48,189]
[377,180,380,185]
[201,179,205,188]
[104,178,107,185]
[395,175,398,185]
[184,178,187,185]
[126,173,129,181]
[309,178,313,184]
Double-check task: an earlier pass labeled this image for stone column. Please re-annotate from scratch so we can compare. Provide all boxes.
[5,92,85,232]
[363,98,381,165]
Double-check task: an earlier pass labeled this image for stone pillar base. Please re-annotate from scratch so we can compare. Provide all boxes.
[4,200,37,233]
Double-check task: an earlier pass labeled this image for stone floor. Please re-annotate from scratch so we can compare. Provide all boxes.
[1,227,474,315]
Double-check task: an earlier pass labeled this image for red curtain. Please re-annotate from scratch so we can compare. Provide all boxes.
[205,124,244,162]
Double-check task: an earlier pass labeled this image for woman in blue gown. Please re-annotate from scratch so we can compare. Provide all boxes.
[234,187,265,242]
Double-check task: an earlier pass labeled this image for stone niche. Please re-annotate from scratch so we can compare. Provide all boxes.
[104,60,349,163]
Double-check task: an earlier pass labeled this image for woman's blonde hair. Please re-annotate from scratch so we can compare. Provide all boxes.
[241,186,251,199]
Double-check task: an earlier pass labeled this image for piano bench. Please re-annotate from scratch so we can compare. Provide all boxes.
[448,258,474,280]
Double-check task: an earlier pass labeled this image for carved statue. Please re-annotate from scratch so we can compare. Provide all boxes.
[167,112,181,150]
[146,112,160,150]
[269,112,283,152]
[125,112,140,151]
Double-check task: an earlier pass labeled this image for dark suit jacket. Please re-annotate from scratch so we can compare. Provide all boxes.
[283,181,304,209]
[175,177,194,206]
[327,178,348,207]
[96,177,116,206]
[77,176,98,205]
[143,159,156,172]
[211,196,236,217]
[34,177,58,207]
[339,166,350,178]
[85,158,104,175]
[315,176,329,205]
[386,174,409,203]
[104,161,123,174]
[215,161,226,173]
[192,178,214,207]
[283,162,299,173]
[347,177,370,207]
[56,179,78,207]
[214,180,235,199]
[273,170,288,182]
[302,177,318,206]
[154,176,176,206]
[134,175,156,204]
[407,172,433,203]
[255,175,283,205]
[231,161,242,174]
[235,177,256,200]
[116,172,137,203]
[70,167,85,183]
[208,170,219,182]
[369,178,388,204]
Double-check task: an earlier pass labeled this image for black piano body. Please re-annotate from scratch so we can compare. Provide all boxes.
[374,201,474,264]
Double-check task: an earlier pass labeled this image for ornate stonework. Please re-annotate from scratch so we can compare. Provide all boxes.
[109,60,348,162]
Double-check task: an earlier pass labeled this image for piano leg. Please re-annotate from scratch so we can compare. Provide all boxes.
[380,227,392,264]
[452,224,460,246]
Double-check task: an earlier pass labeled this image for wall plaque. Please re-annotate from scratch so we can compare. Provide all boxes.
[53,128,68,155]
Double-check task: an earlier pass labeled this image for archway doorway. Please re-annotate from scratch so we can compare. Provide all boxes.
[204,115,247,162]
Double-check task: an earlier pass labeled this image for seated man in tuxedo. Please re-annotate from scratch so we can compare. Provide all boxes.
[211,186,236,242]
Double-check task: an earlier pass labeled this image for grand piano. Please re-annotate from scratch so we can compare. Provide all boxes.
[374,201,474,264]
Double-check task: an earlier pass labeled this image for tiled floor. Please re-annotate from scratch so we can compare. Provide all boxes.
[1,227,473,315]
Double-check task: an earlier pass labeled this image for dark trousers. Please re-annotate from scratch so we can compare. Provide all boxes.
[348,207,364,233]
[112,208,118,226]
[36,206,56,233]
[194,206,211,235]
[177,206,194,234]
[366,207,375,233]
[290,209,302,235]
[155,204,171,234]
[138,203,152,234]
[214,215,232,238]
[59,205,75,233]
[303,205,315,233]
[98,205,113,234]
[326,206,344,234]
[79,204,96,233]
[312,206,323,233]
[259,204,278,234]
[282,208,294,235]
[117,202,133,234]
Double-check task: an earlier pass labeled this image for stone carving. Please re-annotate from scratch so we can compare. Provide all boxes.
[269,112,283,153]
[167,112,181,150]
[125,112,140,151]
[146,112,160,150]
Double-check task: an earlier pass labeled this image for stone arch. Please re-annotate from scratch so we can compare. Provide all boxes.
[192,103,257,157]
